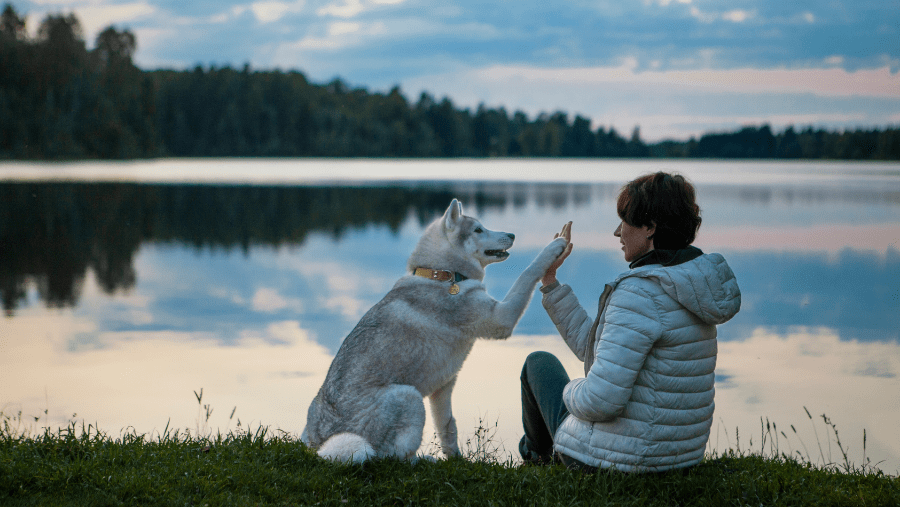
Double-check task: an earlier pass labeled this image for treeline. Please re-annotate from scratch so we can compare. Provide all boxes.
[1,4,898,160]
[650,125,900,160]
[0,5,157,158]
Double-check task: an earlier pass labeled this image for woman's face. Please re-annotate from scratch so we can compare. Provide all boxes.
[614,220,655,262]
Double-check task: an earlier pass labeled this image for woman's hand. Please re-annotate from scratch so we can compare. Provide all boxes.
[542,221,573,287]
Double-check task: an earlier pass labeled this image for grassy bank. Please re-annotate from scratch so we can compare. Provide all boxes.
[2,419,898,507]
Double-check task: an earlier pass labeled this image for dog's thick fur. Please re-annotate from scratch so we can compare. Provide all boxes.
[300,199,566,462]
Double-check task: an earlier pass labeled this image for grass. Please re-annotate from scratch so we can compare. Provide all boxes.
[1,403,898,506]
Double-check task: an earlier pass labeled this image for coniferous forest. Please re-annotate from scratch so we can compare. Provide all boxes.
[2,4,899,161]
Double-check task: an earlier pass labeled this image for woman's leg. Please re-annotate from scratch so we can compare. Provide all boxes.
[519,351,570,463]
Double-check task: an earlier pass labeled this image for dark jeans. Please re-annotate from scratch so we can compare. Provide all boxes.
[519,351,597,472]
[520,351,699,475]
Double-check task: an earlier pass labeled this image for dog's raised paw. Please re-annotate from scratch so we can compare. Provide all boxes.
[551,237,567,253]
[541,237,568,260]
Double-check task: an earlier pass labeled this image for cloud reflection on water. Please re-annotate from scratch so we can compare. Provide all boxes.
[3,305,898,473]
[2,308,332,438]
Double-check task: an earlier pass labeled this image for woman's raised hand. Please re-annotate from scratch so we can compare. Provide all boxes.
[542,221,573,287]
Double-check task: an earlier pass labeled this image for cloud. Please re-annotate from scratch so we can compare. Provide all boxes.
[275,16,504,58]
[248,1,305,23]
[713,327,900,469]
[1,314,332,436]
[28,0,86,5]
[400,62,900,140]
[317,0,364,18]
[468,62,900,99]
[315,0,406,18]
[251,287,304,313]
[282,19,387,50]
[25,1,157,43]
[687,6,756,24]
[698,224,900,259]
[650,0,693,6]
[307,261,382,319]
[76,269,155,327]
[329,20,360,35]
[721,9,754,23]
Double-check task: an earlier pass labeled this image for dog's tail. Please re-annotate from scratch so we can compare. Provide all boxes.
[317,433,376,463]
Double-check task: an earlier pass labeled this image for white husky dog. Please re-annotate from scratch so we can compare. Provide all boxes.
[300,199,566,463]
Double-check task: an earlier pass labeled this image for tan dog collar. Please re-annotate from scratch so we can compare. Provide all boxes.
[413,268,467,294]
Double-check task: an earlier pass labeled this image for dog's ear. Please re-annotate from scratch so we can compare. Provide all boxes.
[443,198,462,231]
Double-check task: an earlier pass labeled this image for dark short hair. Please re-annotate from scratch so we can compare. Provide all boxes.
[616,172,702,250]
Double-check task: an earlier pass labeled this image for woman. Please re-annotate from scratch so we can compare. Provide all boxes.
[520,171,741,473]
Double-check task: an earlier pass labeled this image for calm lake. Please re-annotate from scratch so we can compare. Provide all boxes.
[2,158,899,473]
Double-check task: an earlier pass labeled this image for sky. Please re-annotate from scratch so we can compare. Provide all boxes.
[13,0,900,141]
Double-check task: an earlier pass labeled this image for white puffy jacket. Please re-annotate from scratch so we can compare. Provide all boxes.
[542,253,741,472]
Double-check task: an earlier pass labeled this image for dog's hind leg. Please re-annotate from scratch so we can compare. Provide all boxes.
[366,384,426,460]
[429,376,460,457]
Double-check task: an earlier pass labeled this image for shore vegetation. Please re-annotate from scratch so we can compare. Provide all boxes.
[2,406,897,506]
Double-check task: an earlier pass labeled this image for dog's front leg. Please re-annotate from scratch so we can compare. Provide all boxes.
[482,237,569,338]
[428,377,460,458]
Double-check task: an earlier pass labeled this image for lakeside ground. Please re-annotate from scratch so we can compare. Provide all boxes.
[2,419,897,506]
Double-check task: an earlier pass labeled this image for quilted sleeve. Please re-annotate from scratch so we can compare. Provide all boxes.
[562,278,661,422]
[541,283,594,362]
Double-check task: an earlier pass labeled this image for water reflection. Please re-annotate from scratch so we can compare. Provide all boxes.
[714,328,900,470]
[2,168,899,474]
[0,183,472,314]
[3,297,897,472]
[3,179,898,315]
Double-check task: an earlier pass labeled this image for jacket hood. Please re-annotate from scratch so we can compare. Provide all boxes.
[617,253,741,325]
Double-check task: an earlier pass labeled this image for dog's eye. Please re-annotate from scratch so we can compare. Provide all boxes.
[474,227,483,233]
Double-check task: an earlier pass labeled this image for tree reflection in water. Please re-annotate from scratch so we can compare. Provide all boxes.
[1,182,540,314]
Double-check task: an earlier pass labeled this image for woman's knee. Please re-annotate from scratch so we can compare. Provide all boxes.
[521,351,564,381]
